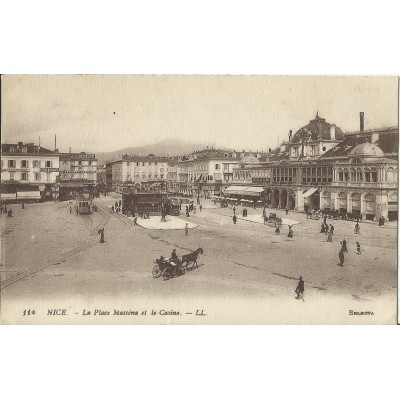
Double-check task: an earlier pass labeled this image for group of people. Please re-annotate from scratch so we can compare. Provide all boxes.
[111,200,122,213]
[338,238,361,267]
[0,205,13,217]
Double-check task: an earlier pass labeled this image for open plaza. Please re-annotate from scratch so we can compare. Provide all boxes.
[0,191,397,324]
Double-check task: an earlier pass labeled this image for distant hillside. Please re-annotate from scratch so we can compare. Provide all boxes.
[96,138,208,166]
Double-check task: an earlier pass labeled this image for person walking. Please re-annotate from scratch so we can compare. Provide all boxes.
[327,232,333,242]
[22,202,25,209]
[330,224,334,235]
[285,206,289,215]
[69,206,72,214]
[185,223,189,236]
[233,205,236,215]
[295,277,305,301]
[7,208,12,217]
[199,205,202,212]
[340,238,348,253]
[233,214,237,224]
[134,216,138,226]
[339,248,345,267]
[99,228,105,243]
[356,241,361,255]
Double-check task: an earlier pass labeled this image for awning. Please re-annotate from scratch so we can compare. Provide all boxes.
[1,193,17,200]
[224,185,251,193]
[17,191,41,199]
[243,186,264,196]
[302,188,319,198]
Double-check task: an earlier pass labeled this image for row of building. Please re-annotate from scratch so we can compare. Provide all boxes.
[2,112,398,221]
[1,142,97,202]
[104,112,398,222]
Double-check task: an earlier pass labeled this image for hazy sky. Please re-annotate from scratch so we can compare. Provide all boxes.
[2,75,398,153]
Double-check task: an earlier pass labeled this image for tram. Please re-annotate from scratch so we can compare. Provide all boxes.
[76,196,92,215]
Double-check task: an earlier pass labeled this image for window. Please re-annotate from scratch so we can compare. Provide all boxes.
[142,162,145,166]
[160,168,164,173]
[160,174,164,179]
[46,173,51,182]
[21,172,28,180]
[22,147,27,153]
[46,160,53,168]
[148,173,152,179]
[9,172,14,180]
[10,147,14,152]
[154,174,158,179]
[371,168,378,183]
[33,160,40,168]
[127,162,130,166]
[142,173,146,179]
[215,164,220,170]
[136,162,139,166]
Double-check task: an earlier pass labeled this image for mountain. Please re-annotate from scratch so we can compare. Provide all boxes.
[95,138,209,166]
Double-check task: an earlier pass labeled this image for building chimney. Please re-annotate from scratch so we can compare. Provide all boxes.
[360,112,364,132]
[288,130,292,142]
[330,124,336,140]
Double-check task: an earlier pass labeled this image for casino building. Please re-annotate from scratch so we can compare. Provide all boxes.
[229,113,398,221]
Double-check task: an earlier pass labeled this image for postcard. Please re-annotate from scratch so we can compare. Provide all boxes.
[0,75,398,324]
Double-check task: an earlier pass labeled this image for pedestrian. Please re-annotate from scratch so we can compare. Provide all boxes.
[99,228,105,243]
[111,205,114,212]
[134,216,138,226]
[185,223,189,236]
[69,206,72,214]
[115,201,118,209]
[327,232,333,242]
[330,224,334,235]
[119,199,121,207]
[7,208,12,217]
[354,222,360,234]
[199,205,202,212]
[323,215,327,225]
[233,206,236,215]
[285,206,288,215]
[275,226,280,235]
[356,241,361,255]
[4,205,7,214]
[295,276,305,301]
[233,215,237,224]
[339,248,345,267]
[340,238,348,253]
[22,202,25,209]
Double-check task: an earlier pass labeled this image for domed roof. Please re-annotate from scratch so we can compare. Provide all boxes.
[240,154,260,165]
[291,112,344,143]
[350,142,384,157]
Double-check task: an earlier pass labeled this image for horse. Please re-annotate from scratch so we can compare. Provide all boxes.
[181,247,204,270]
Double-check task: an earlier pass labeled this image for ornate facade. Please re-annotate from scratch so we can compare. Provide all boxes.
[230,114,398,221]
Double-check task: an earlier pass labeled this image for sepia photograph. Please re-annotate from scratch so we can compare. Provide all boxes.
[0,75,398,324]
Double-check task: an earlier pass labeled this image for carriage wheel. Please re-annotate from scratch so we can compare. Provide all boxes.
[152,265,162,278]
[178,266,186,276]
[163,268,172,280]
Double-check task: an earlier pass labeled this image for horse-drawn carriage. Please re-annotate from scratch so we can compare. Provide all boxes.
[266,213,282,228]
[152,248,204,280]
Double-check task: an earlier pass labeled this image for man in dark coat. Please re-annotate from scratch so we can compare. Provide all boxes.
[233,215,237,224]
[295,277,305,301]
[340,238,348,253]
[339,249,344,267]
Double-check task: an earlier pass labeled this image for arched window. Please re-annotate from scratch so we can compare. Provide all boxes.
[337,168,343,181]
[371,167,378,182]
[356,168,362,181]
[364,167,370,182]
[350,168,356,182]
